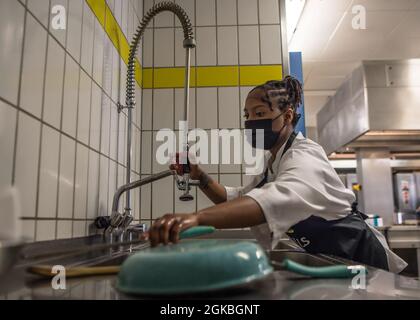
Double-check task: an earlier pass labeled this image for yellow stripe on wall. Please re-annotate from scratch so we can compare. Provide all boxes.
[86,0,142,86]
[142,65,283,89]
[86,0,282,89]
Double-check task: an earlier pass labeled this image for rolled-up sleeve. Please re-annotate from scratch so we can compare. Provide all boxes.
[224,186,242,201]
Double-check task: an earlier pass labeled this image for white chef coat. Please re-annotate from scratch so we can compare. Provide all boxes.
[225,132,407,273]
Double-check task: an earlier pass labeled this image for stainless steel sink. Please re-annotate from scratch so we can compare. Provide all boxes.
[85,239,348,269]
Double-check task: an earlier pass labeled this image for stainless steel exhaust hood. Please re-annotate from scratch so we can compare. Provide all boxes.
[317,60,420,155]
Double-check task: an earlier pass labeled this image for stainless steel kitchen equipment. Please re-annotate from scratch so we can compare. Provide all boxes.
[317,60,420,156]
[317,60,420,225]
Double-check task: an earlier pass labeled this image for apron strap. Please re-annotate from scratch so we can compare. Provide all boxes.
[256,132,297,189]
[351,201,369,220]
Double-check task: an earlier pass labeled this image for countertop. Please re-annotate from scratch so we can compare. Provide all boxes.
[1,234,420,300]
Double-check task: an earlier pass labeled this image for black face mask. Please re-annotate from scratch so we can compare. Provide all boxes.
[245,112,286,150]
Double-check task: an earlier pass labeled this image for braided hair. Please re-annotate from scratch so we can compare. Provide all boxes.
[249,76,303,126]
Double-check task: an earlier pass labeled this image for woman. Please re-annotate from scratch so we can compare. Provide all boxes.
[145,76,407,273]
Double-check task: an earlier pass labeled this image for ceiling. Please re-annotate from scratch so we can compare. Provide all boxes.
[288,0,420,127]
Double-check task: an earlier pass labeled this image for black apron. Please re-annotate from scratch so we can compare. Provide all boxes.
[257,132,389,271]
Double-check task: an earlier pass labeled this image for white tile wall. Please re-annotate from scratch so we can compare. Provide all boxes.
[196,27,217,66]
[87,150,100,220]
[20,14,47,118]
[74,143,89,219]
[197,0,216,26]
[43,36,65,129]
[109,105,119,160]
[259,0,280,24]
[100,95,111,155]
[62,55,80,137]
[57,134,75,219]
[153,89,174,129]
[27,0,50,28]
[117,112,127,164]
[92,20,105,86]
[81,1,95,75]
[142,89,153,130]
[0,0,24,105]
[66,0,83,63]
[238,0,259,25]
[36,220,56,241]
[216,0,236,25]
[0,0,144,241]
[0,102,17,189]
[142,28,154,68]
[154,28,175,67]
[140,176,151,220]
[1,0,283,239]
[152,176,174,218]
[260,25,282,64]
[141,131,152,174]
[197,88,217,129]
[98,155,109,216]
[238,26,260,65]
[90,83,102,151]
[15,113,41,219]
[38,125,60,218]
[21,220,35,241]
[218,87,240,129]
[57,220,72,239]
[217,26,238,66]
[77,70,92,145]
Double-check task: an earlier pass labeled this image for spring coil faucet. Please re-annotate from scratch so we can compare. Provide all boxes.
[106,2,197,240]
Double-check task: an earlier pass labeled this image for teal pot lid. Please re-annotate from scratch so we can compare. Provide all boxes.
[117,239,273,295]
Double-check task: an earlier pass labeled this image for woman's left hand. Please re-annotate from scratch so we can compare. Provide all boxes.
[142,213,199,247]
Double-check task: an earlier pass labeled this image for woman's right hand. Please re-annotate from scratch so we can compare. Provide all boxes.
[169,153,203,180]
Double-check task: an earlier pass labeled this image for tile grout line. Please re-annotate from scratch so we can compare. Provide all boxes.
[55,0,70,239]
[12,0,30,237]
[257,0,262,65]
[149,0,156,222]
[215,0,221,186]
[139,0,145,223]
[236,0,244,187]
[172,0,176,216]
[71,0,86,238]
[194,0,198,212]
[34,0,53,241]
[11,0,28,188]
[85,1,98,236]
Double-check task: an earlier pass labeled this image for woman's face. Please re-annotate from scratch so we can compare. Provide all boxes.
[244,89,292,132]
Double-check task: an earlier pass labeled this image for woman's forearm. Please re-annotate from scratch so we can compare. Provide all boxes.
[196,196,266,229]
[198,171,228,204]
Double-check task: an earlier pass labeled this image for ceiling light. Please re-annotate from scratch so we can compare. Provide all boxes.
[285,0,306,45]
